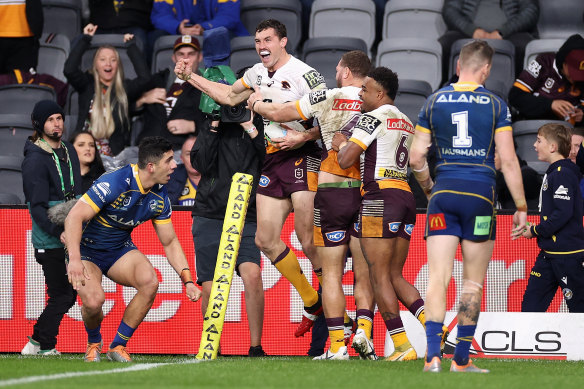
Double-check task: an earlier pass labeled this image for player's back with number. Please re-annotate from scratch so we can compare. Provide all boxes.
[417,84,511,183]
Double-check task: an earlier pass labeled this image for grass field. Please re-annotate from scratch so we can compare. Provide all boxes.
[1,354,584,389]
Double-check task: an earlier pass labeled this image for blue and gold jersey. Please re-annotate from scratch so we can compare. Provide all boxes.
[81,164,172,249]
[416,82,512,183]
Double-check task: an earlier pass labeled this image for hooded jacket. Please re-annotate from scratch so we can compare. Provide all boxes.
[22,137,82,249]
[530,158,584,258]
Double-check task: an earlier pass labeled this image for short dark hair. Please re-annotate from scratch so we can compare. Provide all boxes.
[538,123,572,158]
[340,51,371,79]
[256,19,287,39]
[138,136,173,169]
[368,67,399,100]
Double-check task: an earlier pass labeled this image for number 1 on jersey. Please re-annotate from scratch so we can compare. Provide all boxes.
[452,111,472,148]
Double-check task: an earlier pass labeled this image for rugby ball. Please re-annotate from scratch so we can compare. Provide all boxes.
[264,121,307,149]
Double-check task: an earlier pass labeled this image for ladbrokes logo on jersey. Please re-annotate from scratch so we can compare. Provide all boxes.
[429,213,446,230]
[387,118,414,134]
[332,99,361,111]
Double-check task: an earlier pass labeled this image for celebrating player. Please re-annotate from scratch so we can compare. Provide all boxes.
[65,136,201,362]
[174,19,327,336]
[410,40,527,373]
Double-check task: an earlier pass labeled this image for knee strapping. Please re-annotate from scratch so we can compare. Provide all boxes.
[461,279,483,295]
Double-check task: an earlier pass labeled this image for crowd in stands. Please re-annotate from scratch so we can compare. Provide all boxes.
[1,0,584,209]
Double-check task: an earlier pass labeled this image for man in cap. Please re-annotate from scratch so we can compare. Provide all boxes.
[21,100,83,355]
[136,35,205,150]
[509,34,584,125]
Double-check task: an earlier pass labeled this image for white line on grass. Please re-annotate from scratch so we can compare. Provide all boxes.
[0,359,202,387]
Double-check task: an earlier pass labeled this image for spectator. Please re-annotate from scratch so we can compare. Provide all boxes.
[20,100,82,356]
[570,127,584,164]
[0,0,43,73]
[135,35,205,149]
[0,69,68,107]
[71,132,106,192]
[509,34,584,125]
[440,0,539,80]
[88,0,155,64]
[167,135,200,206]
[64,24,150,157]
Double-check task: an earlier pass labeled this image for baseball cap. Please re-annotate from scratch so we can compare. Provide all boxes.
[565,49,584,82]
[173,35,201,52]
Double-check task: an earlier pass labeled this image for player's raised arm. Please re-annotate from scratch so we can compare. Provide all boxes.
[64,199,98,290]
[175,58,251,106]
[153,220,201,302]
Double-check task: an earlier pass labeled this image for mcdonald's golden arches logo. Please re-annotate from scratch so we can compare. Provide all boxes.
[428,213,446,231]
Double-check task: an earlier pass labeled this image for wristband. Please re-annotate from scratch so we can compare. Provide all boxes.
[180,268,193,286]
[244,125,256,134]
[412,161,428,173]
[252,99,262,111]
[516,204,527,213]
[184,281,194,286]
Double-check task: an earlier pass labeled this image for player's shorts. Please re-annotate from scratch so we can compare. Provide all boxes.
[522,251,584,312]
[426,178,496,241]
[359,186,416,240]
[257,142,321,198]
[80,240,137,275]
[314,183,361,247]
[192,216,261,285]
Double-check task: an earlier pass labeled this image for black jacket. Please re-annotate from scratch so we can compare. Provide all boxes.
[22,138,82,248]
[63,34,150,156]
[191,118,264,222]
[531,159,584,258]
[89,0,153,30]
[137,69,205,150]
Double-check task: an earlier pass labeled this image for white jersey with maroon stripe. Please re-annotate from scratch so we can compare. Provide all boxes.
[349,104,414,185]
[296,86,362,152]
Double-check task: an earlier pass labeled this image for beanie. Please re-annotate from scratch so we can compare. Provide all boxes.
[31,100,64,132]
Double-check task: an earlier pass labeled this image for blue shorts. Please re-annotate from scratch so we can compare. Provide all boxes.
[426,178,496,241]
[80,241,137,275]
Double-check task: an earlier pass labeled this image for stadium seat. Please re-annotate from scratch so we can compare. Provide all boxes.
[382,0,446,40]
[513,120,573,175]
[240,0,302,54]
[80,34,146,80]
[394,79,432,126]
[0,192,22,205]
[0,84,57,115]
[376,38,442,91]
[229,36,258,75]
[309,0,376,54]
[37,33,70,83]
[449,38,515,94]
[484,78,509,103]
[41,0,82,42]
[0,155,25,203]
[302,37,368,88]
[151,34,204,74]
[523,39,565,69]
[537,0,584,39]
[0,115,35,157]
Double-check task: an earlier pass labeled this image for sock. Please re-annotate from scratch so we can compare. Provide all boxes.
[314,268,323,286]
[408,299,426,329]
[426,321,444,362]
[385,317,410,350]
[85,324,102,344]
[453,324,476,366]
[356,309,374,339]
[110,321,135,349]
[274,246,318,307]
[326,317,345,353]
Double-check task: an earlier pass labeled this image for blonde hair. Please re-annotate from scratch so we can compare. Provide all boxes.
[90,45,129,140]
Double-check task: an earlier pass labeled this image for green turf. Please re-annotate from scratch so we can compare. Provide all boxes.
[1,354,584,389]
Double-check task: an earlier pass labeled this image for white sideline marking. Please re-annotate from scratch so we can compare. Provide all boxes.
[0,360,199,387]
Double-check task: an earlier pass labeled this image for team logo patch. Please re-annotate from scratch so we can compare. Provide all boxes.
[295,168,304,179]
[388,222,401,233]
[527,60,541,78]
[281,80,291,89]
[473,216,491,235]
[355,114,381,135]
[123,196,131,207]
[544,77,555,90]
[542,177,548,191]
[181,186,190,196]
[563,288,573,300]
[259,175,270,187]
[404,224,414,236]
[149,200,158,211]
[309,90,327,105]
[428,213,446,230]
[302,70,325,89]
[325,230,346,242]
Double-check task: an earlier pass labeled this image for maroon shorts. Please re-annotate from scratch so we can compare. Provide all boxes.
[359,187,416,240]
[314,184,361,247]
[257,142,321,198]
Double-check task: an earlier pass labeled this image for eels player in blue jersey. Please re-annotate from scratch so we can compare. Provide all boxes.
[409,40,527,373]
[64,137,201,363]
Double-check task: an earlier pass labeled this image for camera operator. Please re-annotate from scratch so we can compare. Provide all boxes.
[190,98,267,356]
